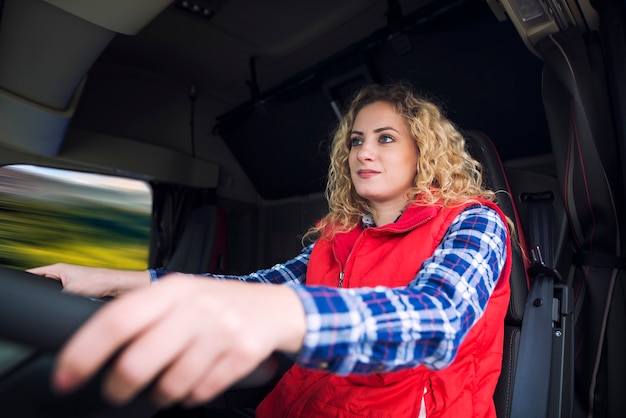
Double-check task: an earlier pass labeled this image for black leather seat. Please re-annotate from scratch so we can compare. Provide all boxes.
[465,130,577,418]
[463,130,530,418]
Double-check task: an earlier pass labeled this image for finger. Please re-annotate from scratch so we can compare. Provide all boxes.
[27,265,62,281]
[102,307,199,406]
[150,333,224,407]
[52,290,175,396]
[180,351,265,408]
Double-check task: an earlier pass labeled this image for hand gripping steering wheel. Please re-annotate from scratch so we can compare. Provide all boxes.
[0,266,279,417]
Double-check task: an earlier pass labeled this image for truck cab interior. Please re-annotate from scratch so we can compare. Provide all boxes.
[0,0,625,417]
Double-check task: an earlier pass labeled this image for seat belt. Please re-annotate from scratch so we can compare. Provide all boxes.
[511,192,563,418]
[524,191,555,267]
[511,247,561,418]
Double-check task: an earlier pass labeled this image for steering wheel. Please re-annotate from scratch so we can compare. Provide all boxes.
[0,266,280,417]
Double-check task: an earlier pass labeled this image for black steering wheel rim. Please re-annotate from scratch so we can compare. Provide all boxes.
[0,266,161,417]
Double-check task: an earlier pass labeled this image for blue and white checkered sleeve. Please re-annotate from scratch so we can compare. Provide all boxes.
[292,205,508,375]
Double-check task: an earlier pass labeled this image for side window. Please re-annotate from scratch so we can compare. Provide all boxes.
[0,165,152,270]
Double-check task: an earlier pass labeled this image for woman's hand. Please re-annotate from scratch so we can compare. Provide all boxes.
[27,263,150,298]
[51,276,306,408]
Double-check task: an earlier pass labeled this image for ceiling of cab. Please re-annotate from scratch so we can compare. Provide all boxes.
[83,0,551,199]
[95,0,433,106]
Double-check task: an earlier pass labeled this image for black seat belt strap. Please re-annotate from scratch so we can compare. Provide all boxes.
[511,247,561,418]
[511,192,559,418]
[523,191,555,266]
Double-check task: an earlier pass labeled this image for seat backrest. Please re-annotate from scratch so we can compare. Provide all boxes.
[463,130,529,418]
[466,129,579,418]
[464,129,529,320]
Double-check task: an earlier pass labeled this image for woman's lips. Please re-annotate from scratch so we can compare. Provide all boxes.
[357,169,380,178]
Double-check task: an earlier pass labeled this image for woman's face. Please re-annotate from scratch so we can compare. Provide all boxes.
[348,101,419,210]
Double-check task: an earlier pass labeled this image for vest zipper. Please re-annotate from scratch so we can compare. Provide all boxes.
[338,213,436,288]
[338,232,365,288]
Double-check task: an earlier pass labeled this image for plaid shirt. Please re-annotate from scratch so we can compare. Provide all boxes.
[149,205,507,375]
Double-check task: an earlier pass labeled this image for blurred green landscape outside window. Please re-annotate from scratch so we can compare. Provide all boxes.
[0,165,152,270]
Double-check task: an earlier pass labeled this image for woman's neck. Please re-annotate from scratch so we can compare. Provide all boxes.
[370,201,407,226]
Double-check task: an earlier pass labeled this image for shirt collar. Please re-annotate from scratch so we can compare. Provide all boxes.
[360,209,406,229]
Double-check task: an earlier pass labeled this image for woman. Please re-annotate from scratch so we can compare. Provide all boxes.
[30,82,512,417]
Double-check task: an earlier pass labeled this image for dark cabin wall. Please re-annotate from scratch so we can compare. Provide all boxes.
[259,194,328,267]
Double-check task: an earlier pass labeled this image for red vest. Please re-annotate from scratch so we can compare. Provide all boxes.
[257,200,512,417]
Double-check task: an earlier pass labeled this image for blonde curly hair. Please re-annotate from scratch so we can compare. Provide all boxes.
[305,81,497,242]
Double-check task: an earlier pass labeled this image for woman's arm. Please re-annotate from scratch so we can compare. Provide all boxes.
[27,263,151,298]
[293,205,508,374]
[29,244,314,298]
[41,246,315,407]
[44,207,505,406]
[52,276,307,407]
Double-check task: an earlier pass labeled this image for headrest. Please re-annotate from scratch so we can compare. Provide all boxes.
[464,130,529,324]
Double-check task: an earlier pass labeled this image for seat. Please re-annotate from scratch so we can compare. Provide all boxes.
[463,130,529,417]
[464,130,574,418]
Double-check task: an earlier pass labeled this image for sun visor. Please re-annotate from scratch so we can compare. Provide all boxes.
[43,0,174,35]
[0,81,84,156]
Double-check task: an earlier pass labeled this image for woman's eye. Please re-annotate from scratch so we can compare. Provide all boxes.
[350,137,363,147]
[379,135,394,143]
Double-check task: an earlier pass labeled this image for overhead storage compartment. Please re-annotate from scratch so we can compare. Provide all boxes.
[0,0,172,155]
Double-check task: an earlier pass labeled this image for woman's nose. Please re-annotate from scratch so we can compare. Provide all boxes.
[357,139,375,161]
